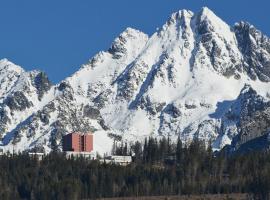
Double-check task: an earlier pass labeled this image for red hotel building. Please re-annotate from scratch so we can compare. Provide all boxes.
[63,132,93,152]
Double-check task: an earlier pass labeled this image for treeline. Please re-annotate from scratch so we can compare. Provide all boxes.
[0,137,269,199]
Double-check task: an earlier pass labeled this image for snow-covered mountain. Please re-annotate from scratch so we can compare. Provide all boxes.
[1,7,270,154]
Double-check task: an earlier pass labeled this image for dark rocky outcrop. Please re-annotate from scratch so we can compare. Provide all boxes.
[5,91,33,111]
[234,22,270,82]
[34,72,52,100]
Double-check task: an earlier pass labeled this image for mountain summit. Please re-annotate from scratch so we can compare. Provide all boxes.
[1,7,270,154]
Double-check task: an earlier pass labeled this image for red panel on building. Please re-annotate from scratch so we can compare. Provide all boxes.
[63,132,93,152]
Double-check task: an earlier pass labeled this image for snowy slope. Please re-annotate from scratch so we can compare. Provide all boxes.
[1,7,270,154]
[0,58,24,101]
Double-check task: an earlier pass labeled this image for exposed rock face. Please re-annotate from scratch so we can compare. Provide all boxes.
[33,72,52,100]
[225,85,270,150]
[1,7,270,154]
[5,91,33,111]
[195,8,243,77]
[83,105,100,119]
[234,22,270,82]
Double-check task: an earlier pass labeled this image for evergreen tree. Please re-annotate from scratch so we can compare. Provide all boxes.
[176,136,183,164]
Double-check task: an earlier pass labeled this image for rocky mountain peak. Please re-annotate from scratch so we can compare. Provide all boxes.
[0,59,25,100]
[108,27,148,59]
[0,58,24,73]
[198,7,218,18]
[195,7,229,34]
[234,21,270,82]
[166,9,193,25]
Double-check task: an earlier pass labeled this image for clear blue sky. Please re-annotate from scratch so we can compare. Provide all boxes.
[0,0,269,83]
